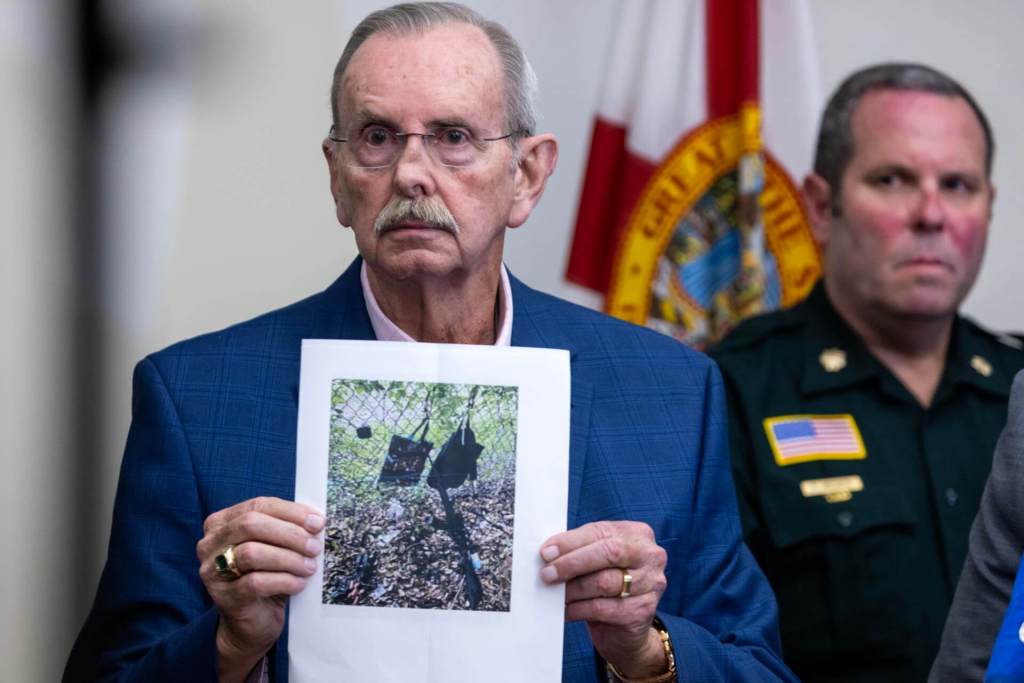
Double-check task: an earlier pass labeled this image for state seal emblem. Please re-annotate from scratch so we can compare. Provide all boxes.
[604,105,821,349]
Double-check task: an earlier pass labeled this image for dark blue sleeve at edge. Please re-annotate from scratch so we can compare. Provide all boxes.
[63,358,219,682]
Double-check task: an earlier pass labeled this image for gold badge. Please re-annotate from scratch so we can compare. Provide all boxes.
[971,355,992,377]
[819,348,847,373]
[800,475,864,503]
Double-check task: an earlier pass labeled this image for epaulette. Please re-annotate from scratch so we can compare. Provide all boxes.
[713,305,803,353]
[961,316,1024,355]
[995,332,1024,351]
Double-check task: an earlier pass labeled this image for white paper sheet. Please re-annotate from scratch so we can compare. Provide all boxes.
[290,340,570,682]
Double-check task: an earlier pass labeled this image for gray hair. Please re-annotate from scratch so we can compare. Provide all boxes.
[813,62,994,213]
[330,2,538,139]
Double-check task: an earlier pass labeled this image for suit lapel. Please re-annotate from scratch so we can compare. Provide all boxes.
[313,256,376,342]
[509,274,590,527]
[271,258,376,502]
[288,256,376,396]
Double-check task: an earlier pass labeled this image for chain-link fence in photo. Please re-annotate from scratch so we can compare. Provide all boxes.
[324,379,518,612]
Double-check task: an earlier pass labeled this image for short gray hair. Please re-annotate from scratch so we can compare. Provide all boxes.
[813,62,994,212]
[330,2,538,139]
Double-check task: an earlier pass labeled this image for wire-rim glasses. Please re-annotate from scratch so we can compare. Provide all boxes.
[328,124,516,169]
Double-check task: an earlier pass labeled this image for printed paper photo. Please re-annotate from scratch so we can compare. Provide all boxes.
[324,380,517,612]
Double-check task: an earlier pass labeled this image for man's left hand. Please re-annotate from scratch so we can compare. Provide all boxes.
[540,521,669,678]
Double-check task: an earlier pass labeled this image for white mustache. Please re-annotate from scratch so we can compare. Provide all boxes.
[373,197,461,236]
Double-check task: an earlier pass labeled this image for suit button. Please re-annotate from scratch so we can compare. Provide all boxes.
[945,488,958,506]
[836,511,854,528]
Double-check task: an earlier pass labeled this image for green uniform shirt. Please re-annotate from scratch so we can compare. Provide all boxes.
[711,281,1024,683]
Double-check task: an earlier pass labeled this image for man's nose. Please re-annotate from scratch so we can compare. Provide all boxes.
[913,187,946,233]
[392,134,437,199]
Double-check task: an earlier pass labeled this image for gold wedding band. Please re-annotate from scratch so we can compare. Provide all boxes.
[214,544,242,579]
[619,569,633,598]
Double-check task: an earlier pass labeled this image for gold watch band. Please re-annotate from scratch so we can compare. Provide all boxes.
[605,618,677,683]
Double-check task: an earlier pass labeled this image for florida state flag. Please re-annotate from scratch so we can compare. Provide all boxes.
[566,0,823,349]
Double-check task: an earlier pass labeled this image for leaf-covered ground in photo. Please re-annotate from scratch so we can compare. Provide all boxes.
[323,380,517,611]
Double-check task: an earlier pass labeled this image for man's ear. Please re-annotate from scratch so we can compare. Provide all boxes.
[802,173,834,247]
[323,137,352,227]
[507,134,558,228]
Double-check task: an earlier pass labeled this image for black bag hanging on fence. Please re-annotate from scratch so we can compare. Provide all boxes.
[428,388,484,491]
[378,395,433,486]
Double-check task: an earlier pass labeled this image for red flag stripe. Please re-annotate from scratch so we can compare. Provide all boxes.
[705,0,759,118]
[565,118,657,292]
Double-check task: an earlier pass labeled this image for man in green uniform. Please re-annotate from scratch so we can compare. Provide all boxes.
[712,62,1024,682]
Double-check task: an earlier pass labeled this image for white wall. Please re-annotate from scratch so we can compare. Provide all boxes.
[6,1,1024,680]
[1,1,75,680]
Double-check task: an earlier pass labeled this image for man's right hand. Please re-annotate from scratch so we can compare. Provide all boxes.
[196,496,325,682]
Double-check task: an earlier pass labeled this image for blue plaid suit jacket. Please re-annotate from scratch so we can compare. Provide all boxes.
[66,258,793,682]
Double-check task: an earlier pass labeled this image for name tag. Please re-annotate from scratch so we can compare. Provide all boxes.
[800,475,864,503]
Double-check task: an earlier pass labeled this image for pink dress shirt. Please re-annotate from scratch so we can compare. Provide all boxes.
[360,261,514,346]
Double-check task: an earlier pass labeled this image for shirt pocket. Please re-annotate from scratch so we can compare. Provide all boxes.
[759,484,922,665]
[764,483,916,548]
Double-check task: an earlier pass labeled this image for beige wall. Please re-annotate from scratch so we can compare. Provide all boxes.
[6,1,1024,679]
[1,0,75,679]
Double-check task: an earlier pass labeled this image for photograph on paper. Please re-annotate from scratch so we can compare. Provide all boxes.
[323,379,518,612]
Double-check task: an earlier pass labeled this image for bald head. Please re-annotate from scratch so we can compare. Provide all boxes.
[330,2,537,139]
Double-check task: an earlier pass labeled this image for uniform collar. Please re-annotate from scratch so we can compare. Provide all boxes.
[798,281,886,397]
[936,317,1013,402]
[797,280,1011,404]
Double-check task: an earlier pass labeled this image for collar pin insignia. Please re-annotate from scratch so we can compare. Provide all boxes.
[819,348,847,373]
[971,355,993,377]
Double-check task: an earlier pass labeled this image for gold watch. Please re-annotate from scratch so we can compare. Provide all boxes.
[605,617,677,683]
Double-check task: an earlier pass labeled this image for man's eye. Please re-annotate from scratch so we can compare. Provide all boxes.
[942,176,978,193]
[869,170,919,190]
[363,127,393,146]
[436,128,470,146]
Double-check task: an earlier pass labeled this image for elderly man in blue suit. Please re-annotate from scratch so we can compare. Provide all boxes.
[65,3,793,682]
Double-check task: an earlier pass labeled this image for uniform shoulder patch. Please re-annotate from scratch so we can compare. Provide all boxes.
[961,316,1024,352]
[763,414,867,466]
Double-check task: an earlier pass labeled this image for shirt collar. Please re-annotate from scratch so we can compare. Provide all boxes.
[798,281,884,397]
[360,261,514,346]
[798,279,1011,403]
[937,317,1014,401]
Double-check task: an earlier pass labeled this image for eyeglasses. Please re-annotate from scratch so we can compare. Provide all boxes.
[328,124,516,169]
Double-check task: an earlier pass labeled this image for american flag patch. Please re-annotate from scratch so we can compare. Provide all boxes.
[762,414,866,466]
